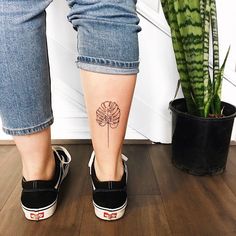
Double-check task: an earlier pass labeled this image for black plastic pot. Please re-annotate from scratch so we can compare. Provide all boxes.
[169,98,236,176]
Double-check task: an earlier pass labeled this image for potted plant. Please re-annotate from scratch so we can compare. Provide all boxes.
[161,0,236,175]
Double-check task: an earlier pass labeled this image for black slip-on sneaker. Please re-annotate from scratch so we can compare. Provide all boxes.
[88,151,128,221]
[21,146,71,221]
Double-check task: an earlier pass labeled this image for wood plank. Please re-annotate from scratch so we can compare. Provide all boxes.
[123,144,160,196]
[150,144,236,235]
[0,146,21,210]
[0,145,12,156]
[0,145,15,167]
[79,195,172,236]
[221,146,236,196]
[60,144,92,196]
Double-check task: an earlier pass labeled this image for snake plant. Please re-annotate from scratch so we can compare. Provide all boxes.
[161,0,230,117]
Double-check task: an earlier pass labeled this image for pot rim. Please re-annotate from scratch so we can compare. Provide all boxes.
[169,98,236,121]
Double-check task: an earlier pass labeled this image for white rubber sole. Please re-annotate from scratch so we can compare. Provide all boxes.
[22,199,57,221]
[93,200,127,221]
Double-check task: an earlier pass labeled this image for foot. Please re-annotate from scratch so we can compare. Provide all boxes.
[21,146,71,221]
[88,151,128,221]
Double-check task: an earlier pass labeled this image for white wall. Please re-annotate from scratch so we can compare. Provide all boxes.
[0,0,236,143]
[141,0,159,12]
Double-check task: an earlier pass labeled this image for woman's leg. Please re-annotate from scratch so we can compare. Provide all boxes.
[0,0,54,181]
[14,128,55,181]
[67,0,141,220]
[81,71,136,181]
[68,0,141,180]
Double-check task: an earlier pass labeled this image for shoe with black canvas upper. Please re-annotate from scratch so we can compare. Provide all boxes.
[88,151,128,221]
[21,146,71,221]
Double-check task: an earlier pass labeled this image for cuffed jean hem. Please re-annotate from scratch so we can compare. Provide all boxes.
[77,56,139,75]
[2,117,54,136]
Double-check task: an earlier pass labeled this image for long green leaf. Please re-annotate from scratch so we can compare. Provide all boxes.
[214,46,230,114]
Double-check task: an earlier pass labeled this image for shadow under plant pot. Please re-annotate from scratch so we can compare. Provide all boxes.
[169,98,236,176]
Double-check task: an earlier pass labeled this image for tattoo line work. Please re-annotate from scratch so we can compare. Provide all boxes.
[96,101,121,148]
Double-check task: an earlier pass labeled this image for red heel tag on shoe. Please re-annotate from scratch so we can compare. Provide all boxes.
[104,212,117,220]
[30,212,44,220]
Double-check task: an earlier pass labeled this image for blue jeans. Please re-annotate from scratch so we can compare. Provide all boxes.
[0,0,141,135]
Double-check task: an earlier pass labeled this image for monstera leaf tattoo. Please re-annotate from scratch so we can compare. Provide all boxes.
[96,101,121,147]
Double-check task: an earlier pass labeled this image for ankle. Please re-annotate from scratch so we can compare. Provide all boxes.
[94,157,124,181]
[22,151,56,181]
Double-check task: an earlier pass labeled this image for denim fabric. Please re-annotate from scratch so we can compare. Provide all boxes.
[0,0,141,135]
[67,0,141,74]
[0,0,54,135]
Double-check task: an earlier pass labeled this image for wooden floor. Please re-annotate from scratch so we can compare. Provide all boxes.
[1,144,236,236]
